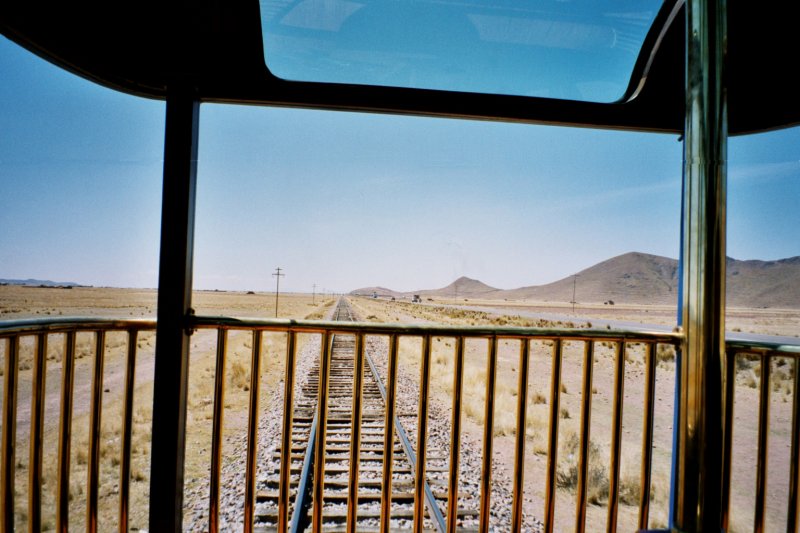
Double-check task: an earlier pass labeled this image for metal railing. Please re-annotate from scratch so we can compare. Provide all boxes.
[1,315,798,531]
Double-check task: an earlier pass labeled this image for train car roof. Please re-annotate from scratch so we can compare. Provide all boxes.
[1,0,797,134]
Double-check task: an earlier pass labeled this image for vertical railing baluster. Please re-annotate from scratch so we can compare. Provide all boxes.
[754,352,771,533]
[638,343,657,530]
[511,339,530,533]
[119,330,138,533]
[244,330,263,533]
[446,336,465,533]
[544,339,563,533]
[479,336,498,533]
[721,346,736,531]
[208,328,228,533]
[278,331,296,531]
[0,335,19,531]
[2,335,19,533]
[607,342,625,533]
[312,331,332,533]
[413,335,432,533]
[57,332,76,533]
[29,333,47,532]
[88,330,106,533]
[574,341,594,533]
[380,334,399,533]
[346,334,365,532]
[787,356,800,533]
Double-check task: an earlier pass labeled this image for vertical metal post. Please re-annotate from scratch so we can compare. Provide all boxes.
[380,334,399,533]
[29,333,47,532]
[149,89,199,532]
[119,330,139,533]
[312,331,332,533]
[87,331,106,533]
[278,332,296,531]
[346,334,366,532]
[674,0,727,529]
[479,336,498,533]
[209,329,228,533]
[413,335,432,533]
[544,339,563,533]
[446,336,465,533]
[1,336,18,533]
[511,339,530,533]
[607,342,626,533]
[57,331,76,533]
[574,341,594,533]
[639,343,657,530]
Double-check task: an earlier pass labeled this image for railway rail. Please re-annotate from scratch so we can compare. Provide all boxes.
[254,299,478,531]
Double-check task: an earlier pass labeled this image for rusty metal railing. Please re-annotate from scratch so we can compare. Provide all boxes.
[0,318,156,533]
[722,339,800,533]
[1,316,798,531]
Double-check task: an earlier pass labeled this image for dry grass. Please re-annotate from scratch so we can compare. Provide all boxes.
[348,296,678,531]
[0,288,335,531]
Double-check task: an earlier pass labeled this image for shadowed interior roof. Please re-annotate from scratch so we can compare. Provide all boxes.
[1,0,798,134]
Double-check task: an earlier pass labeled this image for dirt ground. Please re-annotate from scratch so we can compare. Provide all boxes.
[0,286,334,531]
[349,295,800,533]
[0,286,797,531]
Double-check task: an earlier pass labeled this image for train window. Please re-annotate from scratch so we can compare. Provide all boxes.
[0,36,164,310]
[194,103,682,299]
[259,0,665,102]
[724,126,800,328]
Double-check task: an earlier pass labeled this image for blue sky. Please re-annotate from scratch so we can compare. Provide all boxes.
[1,36,798,293]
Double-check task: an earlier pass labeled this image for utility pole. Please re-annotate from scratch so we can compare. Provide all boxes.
[571,275,578,314]
[312,283,316,304]
[272,267,284,318]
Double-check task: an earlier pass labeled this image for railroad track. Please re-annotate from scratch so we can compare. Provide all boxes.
[255,298,479,531]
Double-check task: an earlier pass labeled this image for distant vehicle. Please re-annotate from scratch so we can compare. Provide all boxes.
[412,294,421,303]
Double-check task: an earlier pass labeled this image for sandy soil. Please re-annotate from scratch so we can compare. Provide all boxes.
[348,295,800,532]
[418,296,800,338]
[1,287,797,531]
[0,286,335,531]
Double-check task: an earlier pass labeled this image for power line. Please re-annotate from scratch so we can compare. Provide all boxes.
[272,267,284,318]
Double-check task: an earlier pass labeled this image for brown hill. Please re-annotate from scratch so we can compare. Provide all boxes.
[350,252,800,308]
[416,276,499,298]
[497,252,679,305]
[349,286,403,298]
[726,256,800,308]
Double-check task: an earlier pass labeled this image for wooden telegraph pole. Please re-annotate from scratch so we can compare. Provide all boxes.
[273,267,284,317]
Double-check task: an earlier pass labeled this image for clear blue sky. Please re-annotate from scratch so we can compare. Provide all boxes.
[1,36,798,293]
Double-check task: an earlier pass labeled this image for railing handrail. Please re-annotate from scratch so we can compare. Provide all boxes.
[190,315,684,341]
[3,316,798,355]
[0,317,156,335]
[2,314,799,531]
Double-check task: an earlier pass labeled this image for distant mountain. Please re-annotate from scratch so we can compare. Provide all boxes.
[0,278,82,287]
[349,286,403,298]
[417,276,499,298]
[350,252,800,308]
[496,252,679,304]
[726,256,800,309]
